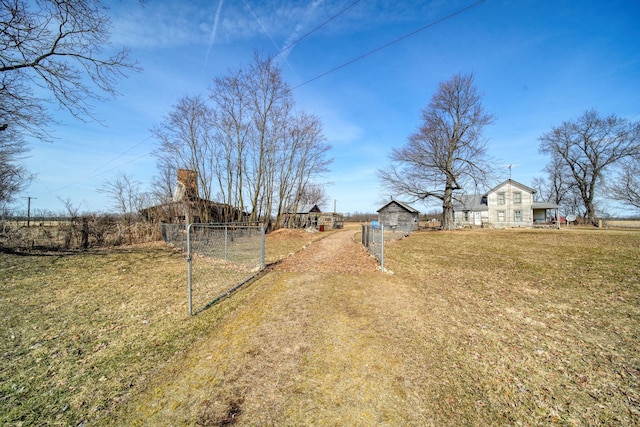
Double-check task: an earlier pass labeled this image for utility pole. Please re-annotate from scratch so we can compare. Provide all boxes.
[23,196,36,227]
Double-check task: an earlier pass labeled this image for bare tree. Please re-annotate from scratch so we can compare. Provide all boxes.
[607,155,640,210]
[98,172,146,244]
[0,124,31,204]
[152,55,332,227]
[539,110,640,225]
[296,183,330,211]
[274,112,331,226]
[97,172,144,219]
[207,54,330,226]
[244,55,292,224]
[0,0,138,130]
[0,0,138,203]
[152,95,216,221]
[532,153,580,217]
[209,67,251,222]
[150,157,176,204]
[378,73,495,230]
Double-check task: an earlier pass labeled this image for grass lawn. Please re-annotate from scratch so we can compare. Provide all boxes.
[383,228,640,425]
[1,227,638,425]
[0,230,321,426]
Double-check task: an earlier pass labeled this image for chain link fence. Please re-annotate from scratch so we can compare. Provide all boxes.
[361,222,415,271]
[361,222,385,270]
[160,223,188,251]
[164,223,265,315]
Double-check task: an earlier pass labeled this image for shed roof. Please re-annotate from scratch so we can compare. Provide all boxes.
[377,200,419,214]
[295,204,321,214]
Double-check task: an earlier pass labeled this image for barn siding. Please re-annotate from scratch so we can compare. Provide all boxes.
[378,201,419,231]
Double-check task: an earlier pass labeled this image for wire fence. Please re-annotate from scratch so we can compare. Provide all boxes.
[160,223,188,251]
[361,223,384,270]
[0,216,159,251]
[162,223,265,315]
[361,222,415,271]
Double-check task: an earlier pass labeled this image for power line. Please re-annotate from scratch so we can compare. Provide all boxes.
[270,0,362,61]
[54,135,153,193]
[293,0,486,89]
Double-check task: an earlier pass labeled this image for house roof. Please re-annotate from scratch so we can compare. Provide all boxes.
[488,179,536,195]
[377,200,419,214]
[452,194,488,211]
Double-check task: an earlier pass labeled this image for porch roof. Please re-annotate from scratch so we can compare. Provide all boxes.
[532,202,559,210]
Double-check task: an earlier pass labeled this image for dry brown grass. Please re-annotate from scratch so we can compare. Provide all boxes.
[2,227,639,426]
[383,228,640,425]
[606,219,640,228]
[0,233,324,426]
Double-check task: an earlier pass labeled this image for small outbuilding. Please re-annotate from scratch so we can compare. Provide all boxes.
[280,204,322,229]
[280,204,344,230]
[377,200,420,232]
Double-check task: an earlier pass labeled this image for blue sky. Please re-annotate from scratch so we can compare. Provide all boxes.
[21,0,640,216]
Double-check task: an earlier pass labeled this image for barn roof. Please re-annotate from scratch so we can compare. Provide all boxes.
[295,204,321,214]
[377,200,419,214]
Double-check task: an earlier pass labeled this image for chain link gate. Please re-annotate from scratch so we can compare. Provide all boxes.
[186,223,265,315]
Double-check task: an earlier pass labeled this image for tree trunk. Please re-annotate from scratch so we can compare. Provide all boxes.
[442,204,455,230]
[585,200,597,226]
[441,186,455,230]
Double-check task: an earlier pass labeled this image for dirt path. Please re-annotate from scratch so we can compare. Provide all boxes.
[112,229,434,426]
[275,228,380,274]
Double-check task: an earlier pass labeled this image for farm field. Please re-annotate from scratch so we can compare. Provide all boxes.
[1,226,639,425]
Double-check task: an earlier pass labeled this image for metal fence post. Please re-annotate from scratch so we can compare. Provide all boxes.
[261,223,265,270]
[224,225,228,261]
[187,223,194,316]
[380,223,384,272]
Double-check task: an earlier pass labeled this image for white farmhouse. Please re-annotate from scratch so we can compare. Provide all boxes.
[453,179,560,228]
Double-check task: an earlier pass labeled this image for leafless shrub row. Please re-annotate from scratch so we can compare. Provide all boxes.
[0,215,160,251]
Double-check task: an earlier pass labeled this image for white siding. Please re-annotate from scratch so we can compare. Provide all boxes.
[487,181,534,227]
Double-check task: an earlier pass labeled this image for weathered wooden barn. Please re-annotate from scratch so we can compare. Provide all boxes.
[140,199,243,224]
[140,169,244,224]
[377,200,420,232]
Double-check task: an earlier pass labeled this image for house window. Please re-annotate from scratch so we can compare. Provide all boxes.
[463,211,469,222]
[514,210,522,222]
[497,192,505,205]
[514,192,522,204]
[497,210,505,222]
